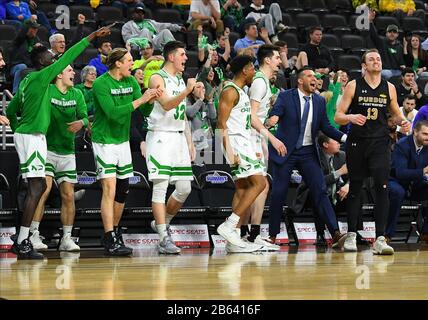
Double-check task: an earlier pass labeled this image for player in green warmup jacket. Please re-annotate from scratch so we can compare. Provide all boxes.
[28,65,88,253]
[91,47,162,256]
[6,25,113,260]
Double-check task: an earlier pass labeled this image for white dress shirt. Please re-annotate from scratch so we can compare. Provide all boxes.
[297,89,314,146]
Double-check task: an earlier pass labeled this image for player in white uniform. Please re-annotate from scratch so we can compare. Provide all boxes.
[147,41,202,254]
[242,45,286,250]
[216,55,268,253]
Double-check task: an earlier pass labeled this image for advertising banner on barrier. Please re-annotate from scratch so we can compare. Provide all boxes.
[0,227,16,250]
[122,225,210,249]
[293,222,317,244]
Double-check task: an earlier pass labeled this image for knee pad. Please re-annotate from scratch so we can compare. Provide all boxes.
[152,179,169,203]
[114,178,130,204]
[172,180,191,203]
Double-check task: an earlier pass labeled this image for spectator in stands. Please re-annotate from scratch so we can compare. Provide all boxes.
[186,82,216,152]
[74,65,96,151]
[274,40,297,76]
[379,0,425,24]
[49,34,66,57]
[396,67,424,108]
[292,134,352,246]
[385,120,428,243]
[234,22,270,57]
[122,6,184,51]
[215,27,232,63]
[325,70,349,129]
[75,65,97,116]
[188,0,224,35]
[10,19,40,94]
[111,0,144,17]
[296,26,335,77]
[131,40,164,89]
[242,0,287,44]
[6,0,56,35]
[0,0,21,29]
[220,0,243,32]
[397,94,418,137]
[54,0,89,5]
[413,104,428,128]
[368,12,405,80]
[88,40,112,76]
[0,46,6,90]
[197,50,221,108]
[403,34,428,77]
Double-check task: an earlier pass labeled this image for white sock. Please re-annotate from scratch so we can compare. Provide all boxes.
[30,221,40,233]
[17,226,30,244]
[156,224,169,241]
[226,213,240,228]
[63,225,73,237]
[165,213,175,226]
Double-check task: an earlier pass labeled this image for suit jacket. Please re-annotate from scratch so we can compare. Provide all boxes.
[268,88,345,165]
[391,135,428,190]
[291,149,348,215]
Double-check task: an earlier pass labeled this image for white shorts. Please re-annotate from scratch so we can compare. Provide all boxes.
[92,141,133,180]
[145,131,193,182]
[45,151,77,184]
[251,131,268,175]
[225,134,264,180]
[14,132,47,179]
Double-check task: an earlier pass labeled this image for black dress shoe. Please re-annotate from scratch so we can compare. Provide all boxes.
[316,234,327,246]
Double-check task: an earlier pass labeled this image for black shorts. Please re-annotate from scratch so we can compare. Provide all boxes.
[345,137,391,181]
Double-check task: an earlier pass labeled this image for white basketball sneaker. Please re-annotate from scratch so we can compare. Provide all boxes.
[59,234,80,252]
[252,235,280,251]
[217,220,243,247]
[343,232,357,252]
[372,236,394,255]
[29,230,48,251]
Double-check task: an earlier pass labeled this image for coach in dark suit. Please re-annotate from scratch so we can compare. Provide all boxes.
[266,66,346,246]
[291,134,348,240]
[385,120,428,242]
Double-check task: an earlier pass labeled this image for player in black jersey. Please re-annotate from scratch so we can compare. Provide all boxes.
[335,49,411,255]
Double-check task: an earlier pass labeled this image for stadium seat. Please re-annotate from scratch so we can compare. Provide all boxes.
[295,13,320,29]
[337,54,362,72]
[320,33,340,48]
[186,30,212,50]
[340,34,366,54]
[228,31,240,48]
[36,26,50,43]
[102,28,124,46]
[280,0,304,15]
[278,32,299,49]
[322,14,351,36]
[74,47,99,68]
[304,0,330,15]
[375,16,400,34]
[96,6,123,25]
[281,13,298,34]
[0,25,18,41]
[186,50,199,69]
[402,17,428,38]
[126,171,151,207]
[325,0,353,16]
[61,26,94,44]
[198,170,235,209]
[172,31,186,44]
[70,5,95,21]
[154,8,183,24]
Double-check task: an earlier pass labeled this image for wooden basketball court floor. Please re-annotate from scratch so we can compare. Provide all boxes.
[1,244,428,300]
